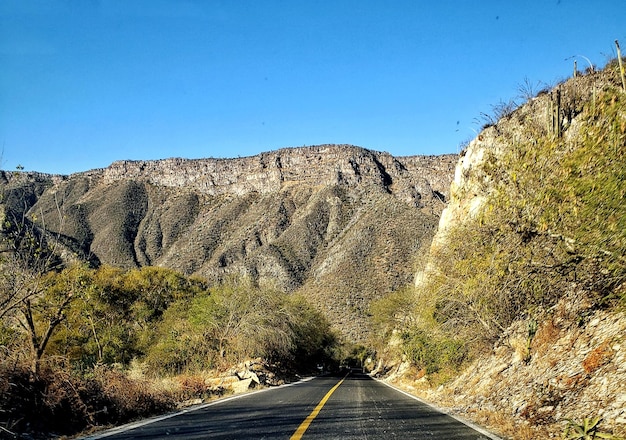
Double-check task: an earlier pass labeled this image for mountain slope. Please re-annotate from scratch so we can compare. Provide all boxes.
[0,145,456,341]
[383,62,626,439]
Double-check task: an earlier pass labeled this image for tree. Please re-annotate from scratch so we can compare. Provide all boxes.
[0,171,75,375]
[273,294,321,366]
[17,265,92,375]
[188,279,275,364]
[0,199,57,321]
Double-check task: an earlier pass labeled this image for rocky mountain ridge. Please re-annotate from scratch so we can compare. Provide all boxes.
[92,145,451,197]
[1,145,457,341]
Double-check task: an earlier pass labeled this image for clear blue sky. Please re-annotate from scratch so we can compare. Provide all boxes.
[1,1,624,175]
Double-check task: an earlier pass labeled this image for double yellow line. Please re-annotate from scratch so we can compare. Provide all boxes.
[290,373,349,440]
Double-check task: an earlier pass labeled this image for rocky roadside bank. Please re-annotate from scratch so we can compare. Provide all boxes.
[166,358,304,409]
[382,292,626,440]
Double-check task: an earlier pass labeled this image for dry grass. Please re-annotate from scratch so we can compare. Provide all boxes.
[531,320,561,356]
[508,335,530,362]
[582,340,614,374]
[0,361,175,438]
[388,370,569,440]
[173,372,229,403]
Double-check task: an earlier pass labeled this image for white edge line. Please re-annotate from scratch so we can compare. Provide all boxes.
[374,377,504,440]
[81,376,316,439]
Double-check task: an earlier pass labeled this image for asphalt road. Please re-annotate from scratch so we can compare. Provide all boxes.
[85,372,500,440]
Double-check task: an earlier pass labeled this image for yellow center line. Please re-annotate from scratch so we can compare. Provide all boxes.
[290,372,349,440]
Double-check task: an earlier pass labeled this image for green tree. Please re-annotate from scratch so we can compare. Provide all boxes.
[285,294,337,371]
[49,265,206,369]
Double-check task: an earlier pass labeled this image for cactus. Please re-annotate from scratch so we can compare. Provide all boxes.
[548,88,562,137]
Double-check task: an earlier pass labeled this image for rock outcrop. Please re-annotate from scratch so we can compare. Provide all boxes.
[89,145,452,203]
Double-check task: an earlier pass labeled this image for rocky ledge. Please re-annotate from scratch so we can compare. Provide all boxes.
[76,145,456,205]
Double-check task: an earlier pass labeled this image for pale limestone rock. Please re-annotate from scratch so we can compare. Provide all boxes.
[230,378,254,393]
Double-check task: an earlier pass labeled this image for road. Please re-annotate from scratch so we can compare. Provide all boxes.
[85,372,500,440]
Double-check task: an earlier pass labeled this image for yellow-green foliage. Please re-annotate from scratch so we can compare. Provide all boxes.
[369,284,467,374]
[369,286,417,340]
[143,278,337,375]
[48,265,205,368]
[1,258,337,377]
[401,326,467,375]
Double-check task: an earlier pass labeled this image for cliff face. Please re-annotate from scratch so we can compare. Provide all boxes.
[1,145,457,341]
[92,144,453,205]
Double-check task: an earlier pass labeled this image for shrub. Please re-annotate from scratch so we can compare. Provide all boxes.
[562,417,618,439]
[401,327,467,375]
[144,280,338,375]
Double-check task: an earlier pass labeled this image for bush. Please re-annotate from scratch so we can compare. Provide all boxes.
[92,366,174,425]
[482,86,626,305]
[401,327,467,374]
[143,280,338,375]
[143,299,218,374]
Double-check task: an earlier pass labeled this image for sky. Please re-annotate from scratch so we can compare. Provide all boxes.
[1,1,625,175]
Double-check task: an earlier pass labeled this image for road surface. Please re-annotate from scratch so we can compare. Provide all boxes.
[85,372,500,439]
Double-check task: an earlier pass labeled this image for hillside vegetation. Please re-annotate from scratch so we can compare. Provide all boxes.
[427,65,624,347]
[372,61,626,438]
[0,263,337,437]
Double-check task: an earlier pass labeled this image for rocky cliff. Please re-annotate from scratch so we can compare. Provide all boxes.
[0,145,457,342]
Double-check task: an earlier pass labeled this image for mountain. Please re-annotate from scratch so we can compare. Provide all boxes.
[0,144,457,341]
